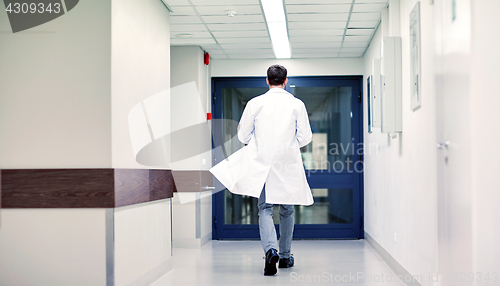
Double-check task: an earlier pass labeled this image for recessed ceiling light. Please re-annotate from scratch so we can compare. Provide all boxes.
[226,10,236,17]
[175,33,193,38]
[261,0,291,59]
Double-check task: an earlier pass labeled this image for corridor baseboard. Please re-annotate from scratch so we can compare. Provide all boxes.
[364,232,422,286]
[1,169,174,208]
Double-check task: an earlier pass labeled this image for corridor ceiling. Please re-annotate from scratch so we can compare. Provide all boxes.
[167,0,388,59]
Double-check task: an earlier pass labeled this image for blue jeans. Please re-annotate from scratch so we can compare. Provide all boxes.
[258,188,294,259]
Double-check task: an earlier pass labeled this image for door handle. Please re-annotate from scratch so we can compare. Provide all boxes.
[437,140,450,150]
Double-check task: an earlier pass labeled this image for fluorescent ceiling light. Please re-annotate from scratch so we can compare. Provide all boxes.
[261,0,291,59]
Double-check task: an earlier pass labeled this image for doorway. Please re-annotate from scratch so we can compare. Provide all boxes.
[212,76,364,239]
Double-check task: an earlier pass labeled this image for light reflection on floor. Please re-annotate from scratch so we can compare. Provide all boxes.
[152,240,405,286]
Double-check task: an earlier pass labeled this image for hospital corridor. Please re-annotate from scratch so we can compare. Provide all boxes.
[0,0,499,285]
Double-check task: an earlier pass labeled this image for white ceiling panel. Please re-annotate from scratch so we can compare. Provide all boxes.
[212,30,268,38]
[170,24,208,32]
[217,37,270,44]
[349,12,381,21]
[204,49,226,55]
[202,15,265,24]
[201,44,224,52]
[190,0,259,5]
[340,47,366,53]
[294,48,341,54]
[292,53,340,58]
[166,0,387,59]
[355,0,388,3]
[286,0,352,4]
[344,35,371,41]
[342,41,369,47]
[200,44,223,50]
[171,31,212,38]
[339,52,364,57]
[291,42,342,48]
[210,54,229,59]
[207,23,267,31]
[170,6,197,16]
[165,0,190,6]
[228,53,275,59]
[285,4,351,13]
[345,28,375,35]
[287,13,349,22]
[352,3,386,12]
[289,29,345,37]
[288,21,346,29]
[220,43,272,49]
[170,16,203,24]
[195,5,262,16]
[290,36,343,42]
[224,49,274,55]
[171,38,216,45]
[348,21,379,28]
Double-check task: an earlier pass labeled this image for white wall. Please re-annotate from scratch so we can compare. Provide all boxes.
[111,0,173,284]
[170,46,211,171]
[362,0,438,284]
[114,200,172,286]
[0,0,111,168]
[434,0,475,281]
[470,0,500,279]
[112,0,171,169]
[171,192,212,248]
[200,192,212,242]
[0,209,108,286]
[0,0,174,285]
[0,1,112,285]
[171,46,201,92]
[212,58,364,77]
[170,46,212,248]
[172,193,197,248]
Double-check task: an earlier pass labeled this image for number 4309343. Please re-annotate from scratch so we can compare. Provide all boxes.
[5,2,62,14]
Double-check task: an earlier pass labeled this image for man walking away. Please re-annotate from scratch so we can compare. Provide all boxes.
[210,65,314,276]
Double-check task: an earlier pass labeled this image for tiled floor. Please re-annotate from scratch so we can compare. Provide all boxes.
[152,240,405,286]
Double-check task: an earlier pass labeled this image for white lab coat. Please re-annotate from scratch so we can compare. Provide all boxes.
[210,87,314,205]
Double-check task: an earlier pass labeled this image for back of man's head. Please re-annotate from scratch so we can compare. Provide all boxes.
[267,65,287,85]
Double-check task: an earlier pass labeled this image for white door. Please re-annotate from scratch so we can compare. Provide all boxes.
[435,0,473,283]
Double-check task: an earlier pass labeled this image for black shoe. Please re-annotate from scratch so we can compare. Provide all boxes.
[264,248,279,276]
[278,256,294,268]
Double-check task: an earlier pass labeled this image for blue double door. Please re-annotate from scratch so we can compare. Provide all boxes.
[212,76,364,239]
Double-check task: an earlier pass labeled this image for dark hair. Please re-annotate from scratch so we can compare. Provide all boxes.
[267,65,287,85]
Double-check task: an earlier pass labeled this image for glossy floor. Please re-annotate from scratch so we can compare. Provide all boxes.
[152,240,405,286]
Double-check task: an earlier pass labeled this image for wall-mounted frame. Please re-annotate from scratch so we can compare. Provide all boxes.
[371,59,381,128]
[367,75,372,133]
[410,1,422,111]
[381,36,402,134]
